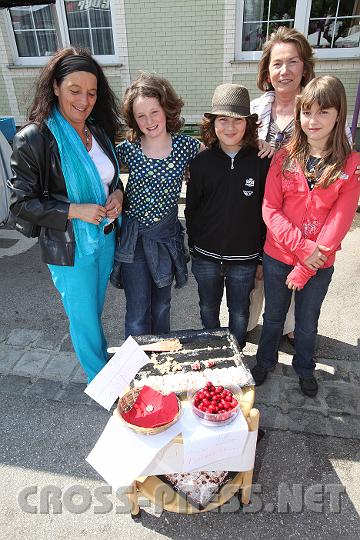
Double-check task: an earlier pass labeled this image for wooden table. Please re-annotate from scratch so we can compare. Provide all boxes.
[119,386,258,517]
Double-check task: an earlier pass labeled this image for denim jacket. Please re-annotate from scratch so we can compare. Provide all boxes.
[111,205,188,289]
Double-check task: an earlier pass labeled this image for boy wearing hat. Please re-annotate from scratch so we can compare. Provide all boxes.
[185,84,271,349]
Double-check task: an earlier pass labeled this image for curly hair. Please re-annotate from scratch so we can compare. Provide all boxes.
[200,115,259,150]
[121,72,184,141]
[28,46,121,141]
[284,76,351,188]
[257,27,315,92]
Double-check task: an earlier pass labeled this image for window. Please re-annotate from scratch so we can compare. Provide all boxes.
[236,0,360,58]
[307,0,360,50]
[9,4,58,57]
[7,0,116,63]
[242,1,296,52]
[63,0,114,55]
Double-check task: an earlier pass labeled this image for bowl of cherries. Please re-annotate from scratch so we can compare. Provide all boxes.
[189,381,241,426]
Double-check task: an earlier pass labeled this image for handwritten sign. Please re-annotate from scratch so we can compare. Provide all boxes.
[84,336,149,410]
[180,403,249,471]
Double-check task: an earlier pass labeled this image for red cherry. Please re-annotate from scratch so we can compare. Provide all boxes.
[231,399,238,409]
[217,386,224,392]
[225,395,232,402]
[212,406,218,414]
[197,391,204,400]
[206,381,213,387]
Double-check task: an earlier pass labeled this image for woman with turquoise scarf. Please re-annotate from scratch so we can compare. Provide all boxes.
[9,47,123,382]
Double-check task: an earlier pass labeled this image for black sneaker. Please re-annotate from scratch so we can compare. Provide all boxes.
[251,365,272,386]
[299,376,318,397]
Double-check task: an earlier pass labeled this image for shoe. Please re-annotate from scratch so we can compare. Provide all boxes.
[299,376,318,397]
[286,334,295,348]
[251,365,272,386]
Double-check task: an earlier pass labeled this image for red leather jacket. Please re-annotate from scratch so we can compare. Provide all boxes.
[262,149,360,288]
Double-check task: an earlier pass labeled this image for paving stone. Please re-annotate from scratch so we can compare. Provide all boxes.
[322,384,360,415]
[280,379,324,410]
[253,376,281,406]
[275,407,334,437]
[257,404,279,430]
[349,371,360,385]
[0,328,8,343]
[59,333,73,352]
[24,378,63,400]
[32,332,63,351]
[0,374,32,394]
[314,358,352,383]
[6,329,42,347]
[0,347,23,374]
[57,383,94,405]
[327,413,360,439]
[70,364,87,384]
[41,352,78,381]
[11,350,50,378]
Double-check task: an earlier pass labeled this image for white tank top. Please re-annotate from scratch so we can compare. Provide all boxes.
[88,136,115,198]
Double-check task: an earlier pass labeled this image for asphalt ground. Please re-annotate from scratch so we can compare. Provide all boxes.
[0,207,359,539]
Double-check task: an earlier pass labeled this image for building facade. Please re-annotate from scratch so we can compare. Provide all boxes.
[0,0,359,126]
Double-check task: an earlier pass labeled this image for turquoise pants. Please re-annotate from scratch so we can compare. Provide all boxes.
[48,230,115,383]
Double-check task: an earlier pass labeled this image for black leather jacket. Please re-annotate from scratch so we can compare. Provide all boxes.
[10,121,122,266]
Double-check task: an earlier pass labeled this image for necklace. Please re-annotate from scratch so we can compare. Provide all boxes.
[84,125,91,150]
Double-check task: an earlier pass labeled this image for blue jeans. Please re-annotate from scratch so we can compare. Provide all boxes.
[48,230,115,383]
[256,253,334,378]
[121,238,172,338]
[191,256,257,349]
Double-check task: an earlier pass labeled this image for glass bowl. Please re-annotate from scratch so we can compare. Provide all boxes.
[188,383,242,426]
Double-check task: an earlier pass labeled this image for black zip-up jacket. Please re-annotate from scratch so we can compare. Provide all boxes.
[10,121,122,266]
[185,145,271,264]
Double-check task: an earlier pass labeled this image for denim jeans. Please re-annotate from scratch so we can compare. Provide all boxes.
[256,253,334,378]
[121,237,172,338]
[191,256,257,349]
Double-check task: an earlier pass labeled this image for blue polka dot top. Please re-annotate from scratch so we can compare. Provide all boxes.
[117,134,200,226]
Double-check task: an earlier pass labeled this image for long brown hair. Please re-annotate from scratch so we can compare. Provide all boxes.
[121,72,184,141]
[257,27,315,92]
[200,115,258,149]
[284,76,351,188]
[28,46,121,141]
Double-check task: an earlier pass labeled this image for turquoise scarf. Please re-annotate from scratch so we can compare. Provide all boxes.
[46,108,106,257]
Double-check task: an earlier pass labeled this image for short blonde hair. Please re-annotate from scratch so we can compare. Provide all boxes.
[257,27,315,92]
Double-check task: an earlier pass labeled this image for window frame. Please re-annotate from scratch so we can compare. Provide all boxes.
[235,0,360,60]
[5,0,119,66]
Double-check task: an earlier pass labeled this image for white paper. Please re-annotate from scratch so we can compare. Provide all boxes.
[142,430,258,475]
[84,336,150,410]
[180,402,249,471]
[86,414,182,490]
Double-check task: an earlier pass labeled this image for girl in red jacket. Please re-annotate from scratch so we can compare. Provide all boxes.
[251,75,360,397]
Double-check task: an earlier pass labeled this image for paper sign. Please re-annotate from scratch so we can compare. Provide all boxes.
[180,402,249,471]
[142,430,258,475]
[84,336,149,410]
[86,415,182,490]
